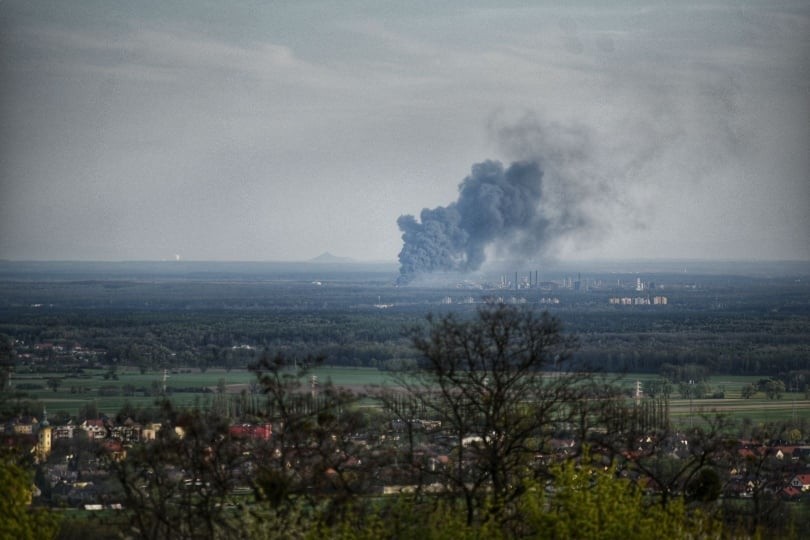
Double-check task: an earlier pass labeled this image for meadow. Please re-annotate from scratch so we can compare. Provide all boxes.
[10,366,809,425]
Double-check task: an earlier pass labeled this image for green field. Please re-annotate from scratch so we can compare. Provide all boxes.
[668,395,810,425]
[598,373,810,426]
[9,366,396,417]
[8,367,809,425]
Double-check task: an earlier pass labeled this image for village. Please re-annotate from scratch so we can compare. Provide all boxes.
[4,402,810,511]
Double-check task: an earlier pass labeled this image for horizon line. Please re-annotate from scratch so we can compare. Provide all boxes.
[2,257,809,264]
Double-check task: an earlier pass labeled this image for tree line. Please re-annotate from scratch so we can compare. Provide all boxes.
[3,303,810,383]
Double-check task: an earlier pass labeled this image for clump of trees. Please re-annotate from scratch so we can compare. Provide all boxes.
[379,303,592,526]
[741,378,788,400]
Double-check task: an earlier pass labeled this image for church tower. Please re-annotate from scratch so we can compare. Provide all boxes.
[36,408,52,462]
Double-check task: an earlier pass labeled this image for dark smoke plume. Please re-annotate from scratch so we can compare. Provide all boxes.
[397,160,553,283]
[397,114,645,284]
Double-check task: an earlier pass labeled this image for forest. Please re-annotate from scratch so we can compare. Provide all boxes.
[1,261,809,383]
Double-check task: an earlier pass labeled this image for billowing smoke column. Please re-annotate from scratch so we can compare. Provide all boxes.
[397,160,550,283]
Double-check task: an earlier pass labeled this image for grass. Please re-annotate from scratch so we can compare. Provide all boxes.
[10,366,397,417]
[8,367,809,426]
[669,396,810,426]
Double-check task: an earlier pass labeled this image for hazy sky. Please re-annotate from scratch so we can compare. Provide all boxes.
[1,1,808,262]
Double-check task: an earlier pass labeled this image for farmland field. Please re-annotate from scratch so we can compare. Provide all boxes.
[9,366,397,416]
[10,366,809,424]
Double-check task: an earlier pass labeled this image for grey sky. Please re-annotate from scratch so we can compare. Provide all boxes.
[1,1,808,262]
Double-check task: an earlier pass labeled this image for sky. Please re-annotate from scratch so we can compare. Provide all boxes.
[1,1,808,263]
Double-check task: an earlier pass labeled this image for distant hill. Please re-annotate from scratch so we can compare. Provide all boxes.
[309,252,355,264]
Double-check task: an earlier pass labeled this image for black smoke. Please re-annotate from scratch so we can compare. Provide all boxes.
[397,160,552,283]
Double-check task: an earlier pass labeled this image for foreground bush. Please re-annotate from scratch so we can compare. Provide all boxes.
[311,455,724,540]
[0,451,60,540]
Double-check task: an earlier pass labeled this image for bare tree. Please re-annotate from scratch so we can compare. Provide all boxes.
[110,403,248,540]
[249,352,375,523]
[721,422,800,536]
[382,302,586,525]
[108,351,378,539]
[594,402,734,512]
[0,334,13,392]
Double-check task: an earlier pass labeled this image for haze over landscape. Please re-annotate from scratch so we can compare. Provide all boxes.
[1,1,808,264]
